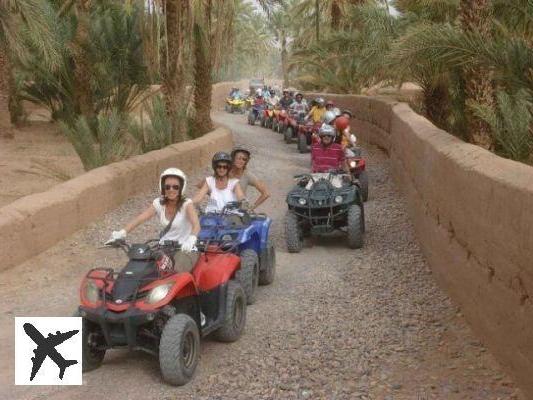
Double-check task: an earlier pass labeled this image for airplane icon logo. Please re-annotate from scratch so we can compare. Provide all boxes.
[24,323,79,381]
[15,317,82,385]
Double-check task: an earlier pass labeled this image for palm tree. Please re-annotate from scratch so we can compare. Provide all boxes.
[0,0,62,127]
[161,0,191,141]
[459,0,494,148]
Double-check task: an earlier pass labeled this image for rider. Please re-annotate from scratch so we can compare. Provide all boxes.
[311,125,346,173]
[306,97,326,123]
[230,146,270,211]
[278,89,293,109]
[105,168,201,270]
[289,92,308,116]
[193,152,245,213]
[334,109,357,156]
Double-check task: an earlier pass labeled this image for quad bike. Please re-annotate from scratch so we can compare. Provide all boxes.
[347,149,369,202]
[276,109,289,134]
[271,108,281,132]
[248,103,264,126]
[284,111,306,144]
[297,121,322,154]
[244,96,254,111]
[199,201,275,305]
[228,98,246,114]
[224,97,232,113]
[284,172,365,252]
[76,239,246,386]
[260,105,275,129]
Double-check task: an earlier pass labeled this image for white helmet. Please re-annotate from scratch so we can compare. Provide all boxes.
[255,88,263,96]
[319,124,336,137]
[160,168,187,196]
[323,110,337,124]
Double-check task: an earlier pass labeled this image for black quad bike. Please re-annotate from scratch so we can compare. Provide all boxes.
[76,239,246,386]
[284,172,365,252]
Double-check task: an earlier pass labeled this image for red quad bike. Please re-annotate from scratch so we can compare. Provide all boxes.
[275,109,289,134]
[260,104,275,129]
[347,150,369,202]
[284,111,306,144]
[297,121,322,154]
[75,239,246,386]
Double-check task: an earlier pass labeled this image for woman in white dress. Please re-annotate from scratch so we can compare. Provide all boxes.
[193,152,245,212]
[106,168,200,271]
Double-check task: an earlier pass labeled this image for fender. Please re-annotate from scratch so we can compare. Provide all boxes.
[192,253,240,292]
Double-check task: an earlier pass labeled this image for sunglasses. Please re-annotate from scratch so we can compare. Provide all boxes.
[164,184,180,191]
[216,164,230,170]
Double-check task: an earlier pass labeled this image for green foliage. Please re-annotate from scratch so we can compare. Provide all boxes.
[129,95,188,153]
[60,110,128,170]
[471,90,533,162]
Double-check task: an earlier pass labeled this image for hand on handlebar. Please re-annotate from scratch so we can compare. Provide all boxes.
[104,229,126,246]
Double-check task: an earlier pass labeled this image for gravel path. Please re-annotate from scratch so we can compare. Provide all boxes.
[0,112,522,399]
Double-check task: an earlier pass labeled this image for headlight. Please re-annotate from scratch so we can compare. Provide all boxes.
[298,198,307,205]
[85,280,100,303]
[146,283,173,304]
[222,234,233,241]
[334,195,343,203]
[349,161,357,168]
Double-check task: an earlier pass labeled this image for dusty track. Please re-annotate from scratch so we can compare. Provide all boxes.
[0,112,521,399]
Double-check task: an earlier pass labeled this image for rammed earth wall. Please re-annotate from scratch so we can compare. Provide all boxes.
[0,82,239,271]
[305,91,533,398]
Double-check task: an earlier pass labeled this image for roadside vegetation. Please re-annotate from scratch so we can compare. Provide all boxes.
[3,0,531,164]
[3,0,279,170]
[277,0,533,162]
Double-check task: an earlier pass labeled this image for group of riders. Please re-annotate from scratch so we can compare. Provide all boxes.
[105,86,358,267]
[106,147,269,270]
[244,86,359,172]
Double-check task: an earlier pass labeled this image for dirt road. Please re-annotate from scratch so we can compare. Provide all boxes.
[0,112,521,399]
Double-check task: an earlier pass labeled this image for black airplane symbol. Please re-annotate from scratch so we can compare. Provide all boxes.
[23,322,79,381]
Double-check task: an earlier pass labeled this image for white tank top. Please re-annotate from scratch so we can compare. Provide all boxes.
[205,177,239,213]
[152,198,193,244]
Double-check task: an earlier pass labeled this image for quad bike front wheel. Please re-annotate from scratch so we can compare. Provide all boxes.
[298,134,308,153]
[236,249,259,305]
[159,314,200,386]
[74,311,106,372]
[358,170,369,202]
[284,126,294,144]
[214,280,247,342]
[285,211,303,253]
[347,204,364,249]
[259,237,276,285]
[272,120,278,132]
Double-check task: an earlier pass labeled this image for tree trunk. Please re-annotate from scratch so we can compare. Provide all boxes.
[70,2,95,127]
[161,0,189,142]
[191,0,214,137]
[0,44,15,137]
[281,32,289,88]
[424,82,450,131]
[331,0,341,30]
[0,44,22,128]
[459,0,493,148]
[191,23,213,137]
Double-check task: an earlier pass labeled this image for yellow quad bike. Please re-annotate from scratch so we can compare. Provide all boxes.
[244,96,254,111]
[228,98,246,114]
[224,97,233,113]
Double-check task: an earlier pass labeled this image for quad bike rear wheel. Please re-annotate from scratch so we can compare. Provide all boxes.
[159,314,200,386]
[236,249,259,305]
[214,280,247,342]
[298,134,308,153]
[358,170,369,202]
[285,211,303,253]
[347,204,364,249]
[259,237,276,285]
[284,126,294,143]
[74,311,106,372]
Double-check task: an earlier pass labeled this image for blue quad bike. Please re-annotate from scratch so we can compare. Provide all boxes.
[198,201,276,305]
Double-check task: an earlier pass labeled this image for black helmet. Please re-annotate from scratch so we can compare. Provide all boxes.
[342,109,353,118]
[231,146,251,160]
[212,151,232,169]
